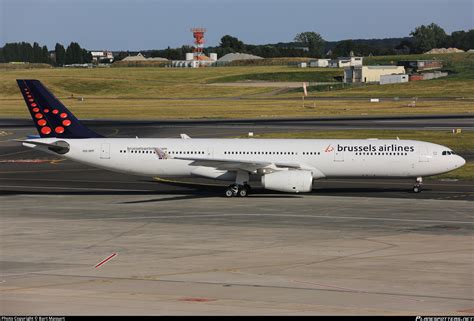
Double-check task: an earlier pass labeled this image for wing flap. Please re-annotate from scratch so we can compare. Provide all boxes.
[173,156,301,172]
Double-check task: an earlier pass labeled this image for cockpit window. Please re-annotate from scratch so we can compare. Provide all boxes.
[442,150,456,155]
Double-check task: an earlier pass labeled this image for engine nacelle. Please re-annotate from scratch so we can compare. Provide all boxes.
[261,170,313,193]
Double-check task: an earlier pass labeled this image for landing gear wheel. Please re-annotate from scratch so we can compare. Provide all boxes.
[413,177,423,193]
[225,188,234,197]
[238,186,248,197]
[225,184,239,197]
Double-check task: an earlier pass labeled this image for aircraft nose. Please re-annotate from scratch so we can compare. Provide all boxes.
[455,155,466,168]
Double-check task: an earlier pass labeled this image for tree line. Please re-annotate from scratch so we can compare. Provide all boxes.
[2,23,472,65]
[0,42,92,65]
[137,23,472,61]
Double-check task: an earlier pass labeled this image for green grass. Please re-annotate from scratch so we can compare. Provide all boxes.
[434,162,474,180]
[0,53,472,119]
[208,69,341,83]
[1,97,472,120]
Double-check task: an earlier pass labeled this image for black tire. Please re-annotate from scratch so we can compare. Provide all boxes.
[238,187,248,197]
[225,188,234,197]
[413,185,421,193]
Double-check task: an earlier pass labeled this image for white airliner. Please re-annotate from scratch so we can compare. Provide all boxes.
[16,80,466,197]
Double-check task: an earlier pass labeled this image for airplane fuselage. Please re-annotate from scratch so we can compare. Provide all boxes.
[24,138,465,182]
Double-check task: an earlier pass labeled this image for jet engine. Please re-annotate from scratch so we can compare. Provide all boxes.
[261,170,313,193]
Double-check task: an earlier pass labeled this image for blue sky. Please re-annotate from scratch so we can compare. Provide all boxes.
[1,0,472,50]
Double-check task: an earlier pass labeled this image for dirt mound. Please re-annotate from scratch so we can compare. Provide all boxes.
[425,48,465,54]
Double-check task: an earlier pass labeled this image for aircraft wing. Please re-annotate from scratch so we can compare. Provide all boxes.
[174,156,302,172]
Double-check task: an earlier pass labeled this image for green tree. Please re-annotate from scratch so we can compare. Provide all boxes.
[32,42,42,63]
[82,48,92,63]
[219,35,245,51]
[332,40,355,57]
[55,43,66,66]
[294,31,325,57]
[41,45,49,63]
[65,42,86,64]
[410,23,447,53]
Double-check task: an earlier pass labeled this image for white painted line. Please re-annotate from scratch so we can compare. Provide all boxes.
[0,184,153,192]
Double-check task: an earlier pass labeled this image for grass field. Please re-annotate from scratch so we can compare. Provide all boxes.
[1,96,472,120]
[208,69,341,83]
[0,52,472,119]
[245,129,474,180]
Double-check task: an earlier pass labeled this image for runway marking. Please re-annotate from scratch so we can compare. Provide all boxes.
[317,179,474,188]
[0,168,100,174]
[50,158,66,165]
[94,253,117,268]
[0,131,13,137]
[0,184,153,192]
[0,177,160,185]
[179,297,217,303]
[0,159,61,163]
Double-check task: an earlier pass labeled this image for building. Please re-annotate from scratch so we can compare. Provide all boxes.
[90,50,114,62]
[397,60,443,72]
[329,57,363,68]
[170,54,217,68]
[380,74,409,85]
[344,66,406,83]
[309,59,330,67]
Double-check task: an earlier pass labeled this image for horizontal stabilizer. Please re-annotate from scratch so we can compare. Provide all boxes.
[16,139,70,154]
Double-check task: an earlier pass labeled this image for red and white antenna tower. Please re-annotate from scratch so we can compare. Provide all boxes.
[190,27,206,60]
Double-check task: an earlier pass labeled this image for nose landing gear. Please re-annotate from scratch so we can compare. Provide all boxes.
[413,177,423,193]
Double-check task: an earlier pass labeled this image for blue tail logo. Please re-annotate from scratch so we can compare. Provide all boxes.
[17,79,103,138]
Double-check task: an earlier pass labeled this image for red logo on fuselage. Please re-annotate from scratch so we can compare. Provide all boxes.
[325,145,334,152]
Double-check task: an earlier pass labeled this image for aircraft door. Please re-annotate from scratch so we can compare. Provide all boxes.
[100,143,110,159]
[334,150,344,162]
[418,146,429,162]
[207,146,213,157]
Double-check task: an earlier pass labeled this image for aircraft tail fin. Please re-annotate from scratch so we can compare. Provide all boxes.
[17,79,103,138]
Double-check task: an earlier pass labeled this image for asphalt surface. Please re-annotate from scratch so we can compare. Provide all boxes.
[1,115,473,315]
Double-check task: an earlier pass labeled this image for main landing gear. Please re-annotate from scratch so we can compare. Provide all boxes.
[225,183,251,197]
[413,177,423,193]
[225,171,251,197]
